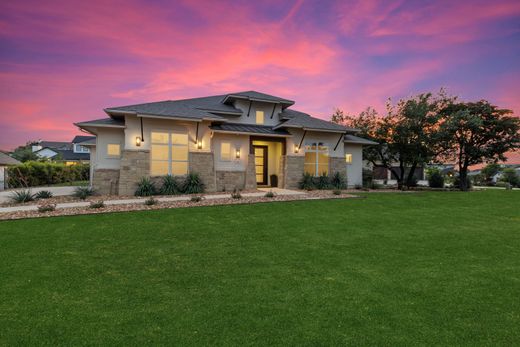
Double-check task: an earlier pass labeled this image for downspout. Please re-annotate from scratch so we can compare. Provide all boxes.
[195,122,199,144]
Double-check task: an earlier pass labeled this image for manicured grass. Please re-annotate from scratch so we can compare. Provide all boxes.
[1,190,519,345]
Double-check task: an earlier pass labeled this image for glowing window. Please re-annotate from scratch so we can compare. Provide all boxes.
[150,132,188,176]
[304,142,329,176]
[345,153,353,164]
[256,110,264,125]
[220,142,232,161]
[107,144,120,157]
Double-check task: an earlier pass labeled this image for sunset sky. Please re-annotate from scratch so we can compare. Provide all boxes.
[0,0,519,152]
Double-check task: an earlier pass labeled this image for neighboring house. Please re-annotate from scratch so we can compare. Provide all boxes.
[32,136,94,164]
[75,91,376,195]
[0,152,21,191]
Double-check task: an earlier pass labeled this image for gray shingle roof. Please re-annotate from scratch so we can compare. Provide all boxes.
[105,95,242,120]
[75,118,125,127]
[209,123,291,136]
[40,141,72,150]
[72,135,96,144]
[275,109,352,133]
[223,91,295,106]
[53,150,90,161]
[0,152,21,166]
[344,134,378,145]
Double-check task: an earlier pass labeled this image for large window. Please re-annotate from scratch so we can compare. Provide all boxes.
[151,131,188,176]
[74,144,89,153]
[220,142,232,161]
[107,144,120,157]
[256,110,264,125]
[304,143,329,176]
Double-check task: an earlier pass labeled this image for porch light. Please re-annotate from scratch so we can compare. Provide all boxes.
[294,144,300,153]
[136,136,142,147]
[236,148,241,159]
[197,140,202,149]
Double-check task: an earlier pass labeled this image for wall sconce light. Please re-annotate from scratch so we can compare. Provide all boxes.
[236,148,241,159]
[136,136,142,147]
[197,140,202,149]
[294,144,300,153]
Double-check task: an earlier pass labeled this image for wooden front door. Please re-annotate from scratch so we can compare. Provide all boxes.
[253,145,268,186]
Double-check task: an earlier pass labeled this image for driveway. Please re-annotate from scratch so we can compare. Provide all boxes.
[0,186,79,203]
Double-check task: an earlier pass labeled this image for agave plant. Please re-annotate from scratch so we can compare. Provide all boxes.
[298,173,315,190]
[316,173,331,190]
[331,172,347,189]
[73,186,95,200]
[9,189,35,203]
[160,175,180,195]
[182,172,205,194]
[35,190,53,199]
[135,177,156,196]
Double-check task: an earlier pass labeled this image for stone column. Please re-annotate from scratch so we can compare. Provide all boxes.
[189,152,216,192]
[118,150,150,196]
[92,169,120,195]
[283,155,304,189]
[329,156,346,175]
[244,154,257,190]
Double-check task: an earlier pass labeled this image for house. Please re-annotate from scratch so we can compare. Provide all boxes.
[75,91,376,195]
[0,152,21,191]
[31,136,94,164]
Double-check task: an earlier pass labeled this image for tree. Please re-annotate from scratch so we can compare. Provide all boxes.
[500,168,519,187]
[480,163,501,185]
[334,91,453,188]
[439,100,520,191]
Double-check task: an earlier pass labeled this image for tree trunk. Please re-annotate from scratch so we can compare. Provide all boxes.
[458,161,469,191]
[405,162,418,187]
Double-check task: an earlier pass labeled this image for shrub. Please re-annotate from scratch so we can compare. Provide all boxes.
[160,175,181,195]
[144,197,158,206]
[264,190,275,198]
[298,173,315,190]
[89,200,105,209]
[500,168,520,187]
[332,189,342,195]
[35,190,53,199]
[190,196,203,202]
[135,177,156,196]
[316,173,331,190]
[453,176,473,189]
[231,188,242,199]
[74,186,95,200]
[427,168,445,188]
[37,203,56,213]
[182,173,205,194]
[7,161,89,188]
[331,172,347,189]
[9,189,35,203]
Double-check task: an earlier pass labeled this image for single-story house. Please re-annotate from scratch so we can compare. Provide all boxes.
[32,136,94,164]
[75,91,376,195]
[0,152,21,191]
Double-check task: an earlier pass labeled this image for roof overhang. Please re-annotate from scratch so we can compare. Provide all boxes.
[210,129,292,137]
[222,94,294,107]
[273,124,347,134]
[135,113,224,122]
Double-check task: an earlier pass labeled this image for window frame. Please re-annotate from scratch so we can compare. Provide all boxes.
[150,131,189,176]
[106,143,121,158]
[255,110,265,125]
[74,144,89,153]
[345,153,353,164]
[304,142,329,176]
[220,142,232,161]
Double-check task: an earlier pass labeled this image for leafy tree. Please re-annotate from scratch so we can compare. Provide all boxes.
[480,163,501,185]
[500,168,519,187]
[334,91,453,188]
[11,143,39,162]
[438,101,520,191]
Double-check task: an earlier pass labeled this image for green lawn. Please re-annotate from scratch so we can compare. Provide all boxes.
[1,191,519,346]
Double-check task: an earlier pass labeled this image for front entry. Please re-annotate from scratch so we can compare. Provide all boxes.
[253,145,268,186]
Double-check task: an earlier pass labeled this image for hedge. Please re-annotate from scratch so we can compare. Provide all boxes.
[7,161,89,188]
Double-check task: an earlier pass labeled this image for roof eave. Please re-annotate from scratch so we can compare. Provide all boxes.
[210,129,292,137]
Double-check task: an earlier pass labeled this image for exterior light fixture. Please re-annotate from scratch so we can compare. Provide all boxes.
[236,148,241,159]
[294,144,300,153]
[197,140,202,149]
[136,136,142,147]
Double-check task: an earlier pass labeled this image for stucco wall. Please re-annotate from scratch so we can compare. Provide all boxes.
[232,100,283,127]
[94,128,125,170]
[344,143,363,187]
[212,133,249,171]
[285,128,345,159]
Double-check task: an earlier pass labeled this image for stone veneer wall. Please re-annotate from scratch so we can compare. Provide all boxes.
[118,150,150,196]
[283,155,304,189]
[216,171,245,191]
[329,156,346,176]
[244,154,257,190]
[92,169,120,195]
[278,156,286,189]
[189,152,216,192]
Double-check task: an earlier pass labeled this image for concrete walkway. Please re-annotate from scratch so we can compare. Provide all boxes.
[0,186,80,204]
[0,189,306,214]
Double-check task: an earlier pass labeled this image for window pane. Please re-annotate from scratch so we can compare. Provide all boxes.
[151,132,169,144]
[151,161,169,176]
[345,154,352,163]
[255,157,263,165]
[318,152,328,165]
[304,152,316,165]
[172,146,188,161]
[317,163,328,176]
[256,110,264,124]
[304,163,315,176]
[171,161,188,176]
[256,174,263,182]
[151,145,169,160]
[107,144,120,156]
[172,133,188,145]
[221,142,231,161]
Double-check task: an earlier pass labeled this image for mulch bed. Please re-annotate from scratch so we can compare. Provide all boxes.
[0,191,360,221]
